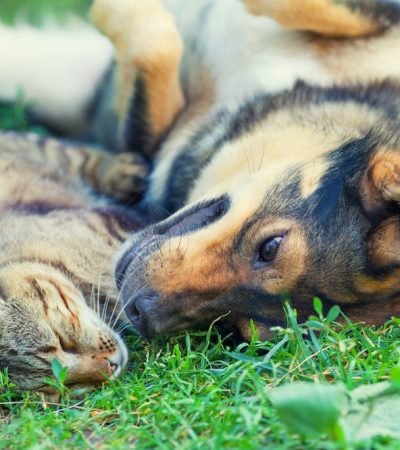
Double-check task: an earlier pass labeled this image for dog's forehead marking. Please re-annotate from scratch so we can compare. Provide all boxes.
[300,159,330,198]
[166,175,269,260]
[188,123,331,203]
[189,101,381,204]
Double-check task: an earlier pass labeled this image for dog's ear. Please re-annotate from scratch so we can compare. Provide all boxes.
[359,149,400,271]
[359,148,400,217]
[368,216,400,270]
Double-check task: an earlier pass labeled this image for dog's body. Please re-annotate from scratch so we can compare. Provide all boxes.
[3,0,400,340]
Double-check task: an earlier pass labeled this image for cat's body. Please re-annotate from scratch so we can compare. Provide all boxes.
[0,132,147,391]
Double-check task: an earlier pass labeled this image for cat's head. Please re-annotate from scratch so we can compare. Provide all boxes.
[0,262,128,392]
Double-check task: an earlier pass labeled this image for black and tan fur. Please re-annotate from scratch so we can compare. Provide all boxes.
[3,0,400,347]
[102,0,400,340]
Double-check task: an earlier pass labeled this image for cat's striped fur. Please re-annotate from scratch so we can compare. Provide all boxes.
[0,132,146,391]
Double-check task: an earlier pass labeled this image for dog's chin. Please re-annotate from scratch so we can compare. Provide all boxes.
[234,318,274,342]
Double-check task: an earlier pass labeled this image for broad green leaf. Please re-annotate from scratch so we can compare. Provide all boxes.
[313,297,323,317]
[326,305,341,323]
[305,320,326,330]
[270,380,400,444]
[51,358,68,385]
[0,0,90,25]
[345,382,400,441]
[390,367,400,389]
[270,382,346,440]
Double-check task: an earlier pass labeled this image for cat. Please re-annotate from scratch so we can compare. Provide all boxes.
[0,131,147,392]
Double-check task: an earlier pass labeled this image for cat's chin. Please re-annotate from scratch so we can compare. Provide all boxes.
[38,384,98,404]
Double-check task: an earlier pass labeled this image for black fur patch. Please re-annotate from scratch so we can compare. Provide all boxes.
[347,0,400,27]
[124,72,151,154]
[93,205,144,233]
[9,201,76,215]
[302,136,373,224]
[154,80,400,214]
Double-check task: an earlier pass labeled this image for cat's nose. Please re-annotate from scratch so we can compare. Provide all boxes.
[108,358,123,378]
[65,356,121,386]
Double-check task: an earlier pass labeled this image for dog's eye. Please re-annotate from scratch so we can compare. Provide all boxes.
[259,236,283,262]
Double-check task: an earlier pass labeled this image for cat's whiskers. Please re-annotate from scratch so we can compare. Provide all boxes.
[88,281,96,312]
[101,291,111,324]
[114,322,133,335]
[96,274,102,318]
[109,251,147,329]
[106,286,123,329]
[111,289,143,330]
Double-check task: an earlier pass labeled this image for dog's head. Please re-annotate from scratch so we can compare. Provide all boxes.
[116,92,400,340]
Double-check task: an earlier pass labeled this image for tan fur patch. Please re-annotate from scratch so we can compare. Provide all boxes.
[312,28,400,86]
[355,269,400,296]
[360,148,400,214]
[368,217,400,269]
[243,0,379,37]
[91,0,184,150]
[189,102,377,204]
[148,69,216,200]
[151,229,245,296]
[370,149,400,202]
[300,159,329,198]
[149,209,307,305]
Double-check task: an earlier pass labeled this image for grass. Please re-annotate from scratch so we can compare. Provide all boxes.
[0,0,91,25]
[1,2,400,449]
[1,307,400,449]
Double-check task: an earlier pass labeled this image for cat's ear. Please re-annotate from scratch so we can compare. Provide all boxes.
[359,148,400,217]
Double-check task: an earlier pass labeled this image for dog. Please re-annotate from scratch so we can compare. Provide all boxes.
[3,0,400,340]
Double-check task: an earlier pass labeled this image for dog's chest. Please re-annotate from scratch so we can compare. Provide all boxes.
[146,0,400,213]
[168,0,400,104]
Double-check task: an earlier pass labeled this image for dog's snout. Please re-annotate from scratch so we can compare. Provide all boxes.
[115,196,231,337]
[160,196,230,237]
[126,290,159,338]
[115,196,230,289]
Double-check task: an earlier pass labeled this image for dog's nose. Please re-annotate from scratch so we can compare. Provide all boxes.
[125,290,159,338]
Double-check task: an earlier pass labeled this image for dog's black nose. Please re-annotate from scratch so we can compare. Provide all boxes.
[125,290,159,338]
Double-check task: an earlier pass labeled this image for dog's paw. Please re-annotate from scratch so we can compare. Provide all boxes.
[90,0,178,49]
[100,152,149,203]
[90,0,183,138]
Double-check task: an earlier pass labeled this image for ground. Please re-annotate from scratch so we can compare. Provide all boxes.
[1,2,400,449]
[1,304,400,449]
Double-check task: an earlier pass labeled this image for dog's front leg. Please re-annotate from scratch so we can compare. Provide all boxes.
[91,0,184,157]
[242,0,400,38]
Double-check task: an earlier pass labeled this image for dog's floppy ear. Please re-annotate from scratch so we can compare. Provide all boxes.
[368,216,400,270]
[358,148,400,271]
[360,148,400,217]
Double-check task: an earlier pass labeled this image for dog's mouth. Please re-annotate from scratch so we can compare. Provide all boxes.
[115,196,230,288]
